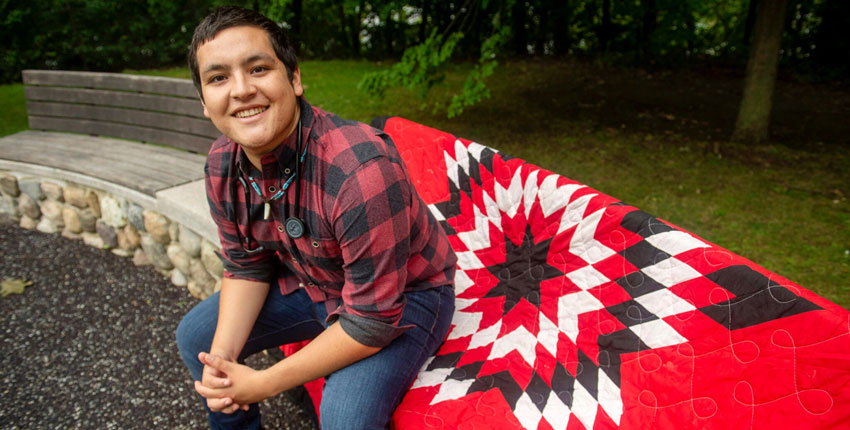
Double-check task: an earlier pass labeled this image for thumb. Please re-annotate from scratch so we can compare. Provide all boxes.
[204,353,234,373]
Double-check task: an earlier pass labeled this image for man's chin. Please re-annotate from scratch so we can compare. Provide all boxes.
[232,135,279,153]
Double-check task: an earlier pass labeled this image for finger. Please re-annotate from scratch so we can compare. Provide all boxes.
[195,380,227,400]
[202,363,226,378]
[223,402,250,414]
[221,402,242,414]
[198,352,216,367]
[206,396,233,413]
[202,353,233,374]
[200,369,231,389]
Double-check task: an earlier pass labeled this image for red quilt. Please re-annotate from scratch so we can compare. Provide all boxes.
[285,117,850,429]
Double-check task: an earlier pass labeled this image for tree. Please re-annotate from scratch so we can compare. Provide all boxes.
[811,0,850,78]
[638,0,657,59]
[731,0,790,144]
[598,0,613,51]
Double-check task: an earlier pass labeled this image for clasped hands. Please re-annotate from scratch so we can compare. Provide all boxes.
[194,352,272,414]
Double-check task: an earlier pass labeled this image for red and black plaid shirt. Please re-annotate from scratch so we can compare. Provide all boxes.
[205,99,456,347]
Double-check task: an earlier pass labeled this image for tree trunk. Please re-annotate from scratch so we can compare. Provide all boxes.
[732,0,789,145]
[419,0,430,43]
[743,0,757,45]
[352,0,363,57]
[512,0,528,55]
[553,0,570,55]
[639,0,657,59]
[337,3,350,51]
[536,0,549,55]
[599,0,612,52]
[383,7,393,57]
[813,0,850,69]
[291,0,302,49]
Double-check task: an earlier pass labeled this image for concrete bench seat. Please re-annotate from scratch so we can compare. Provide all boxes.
[0,70,218,243]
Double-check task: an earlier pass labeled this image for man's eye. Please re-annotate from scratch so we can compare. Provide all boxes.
[252,66,268,73]
[208,75,226,84]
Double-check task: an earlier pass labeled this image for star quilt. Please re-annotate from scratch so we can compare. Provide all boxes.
[285,117,850,430]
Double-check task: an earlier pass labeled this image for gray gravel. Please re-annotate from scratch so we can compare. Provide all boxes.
[0,220,315,430]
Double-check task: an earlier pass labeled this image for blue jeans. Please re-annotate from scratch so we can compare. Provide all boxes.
[176,284,454,430]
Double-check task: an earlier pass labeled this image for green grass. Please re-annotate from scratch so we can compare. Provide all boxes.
[2,60,848,308]
[0,84,27,137]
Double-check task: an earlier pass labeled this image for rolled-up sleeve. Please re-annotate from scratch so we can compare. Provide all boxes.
[330,157,415,347]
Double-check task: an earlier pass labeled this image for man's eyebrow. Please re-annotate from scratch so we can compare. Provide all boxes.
[201,63,227,75]
[201,53,276,76]
[244,53,275,64]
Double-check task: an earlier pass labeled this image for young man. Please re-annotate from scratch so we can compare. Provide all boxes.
[176,6,457,430]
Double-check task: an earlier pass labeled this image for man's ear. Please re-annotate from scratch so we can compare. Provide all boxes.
[291,67,304,97]
[199,93,210,119]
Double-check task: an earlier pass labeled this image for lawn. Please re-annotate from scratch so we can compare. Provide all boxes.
[0,84,27,137]
[3,59,848,308]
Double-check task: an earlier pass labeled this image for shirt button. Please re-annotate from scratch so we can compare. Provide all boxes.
[284,168,291,175]
[269,185,276,193]
[308,282,316,287]
[277,225,284,232]
[291,257,298,264]
[311,241,320,248]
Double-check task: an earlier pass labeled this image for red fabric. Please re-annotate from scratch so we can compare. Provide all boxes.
[284,117,850,429]
[281,342,324,419]
[379,117,452,205]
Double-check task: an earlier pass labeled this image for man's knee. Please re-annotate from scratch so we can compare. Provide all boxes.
[175,297,219,368]
[319,400,393,430]
[319,379,399,430]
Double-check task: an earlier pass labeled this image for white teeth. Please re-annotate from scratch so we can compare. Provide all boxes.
[235,107,267,118]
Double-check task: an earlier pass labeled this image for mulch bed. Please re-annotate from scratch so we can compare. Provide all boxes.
[0,220,313,430]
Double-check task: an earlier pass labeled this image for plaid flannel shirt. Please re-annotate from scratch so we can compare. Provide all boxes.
[205,99,456,347]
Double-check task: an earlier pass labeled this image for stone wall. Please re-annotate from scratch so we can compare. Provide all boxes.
[0,172,222,300]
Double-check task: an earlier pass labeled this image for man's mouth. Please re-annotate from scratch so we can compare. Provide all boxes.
[234,106,268,118]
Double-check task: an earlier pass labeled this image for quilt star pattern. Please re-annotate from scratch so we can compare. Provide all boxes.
[285,117,850,430]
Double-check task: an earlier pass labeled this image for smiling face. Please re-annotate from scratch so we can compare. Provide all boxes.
[196,25,303,166]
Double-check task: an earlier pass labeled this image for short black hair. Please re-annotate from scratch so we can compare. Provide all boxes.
[188,6,298,98]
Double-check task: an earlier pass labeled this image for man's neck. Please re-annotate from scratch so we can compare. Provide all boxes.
[243,149,266,171]
[242,104,301,171]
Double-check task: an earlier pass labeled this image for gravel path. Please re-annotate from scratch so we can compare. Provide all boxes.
[0,220,315,430]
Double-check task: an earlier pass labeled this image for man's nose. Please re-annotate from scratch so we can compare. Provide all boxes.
[231,74,256,99]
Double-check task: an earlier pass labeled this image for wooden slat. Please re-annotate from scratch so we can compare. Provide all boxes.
[28,116,216,154]
[25,86,204,117]
[6,130,208,174]
[26,101,220,139]
[0,131,207,195]
[19,145,192,186]
[2,132,205,184]
[22,70,198,98]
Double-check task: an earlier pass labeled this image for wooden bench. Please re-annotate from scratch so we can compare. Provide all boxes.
[0,70,218,242]
[22,69,217,153]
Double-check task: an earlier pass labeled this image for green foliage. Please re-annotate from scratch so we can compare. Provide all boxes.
[358,30,463,105]
[1,0,847,91]
[0,0,207,83]
[447,26,510,118]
